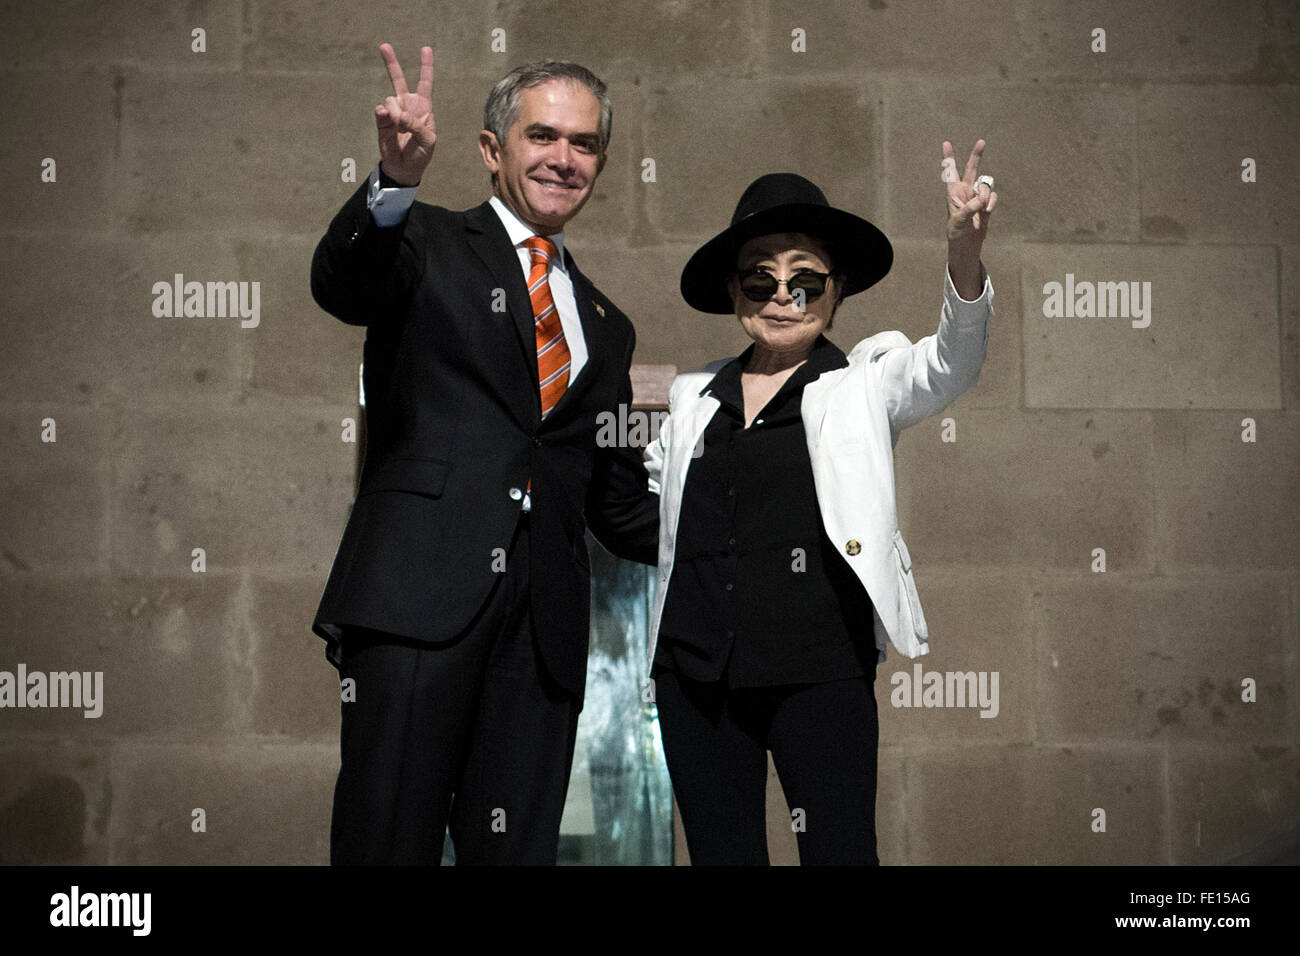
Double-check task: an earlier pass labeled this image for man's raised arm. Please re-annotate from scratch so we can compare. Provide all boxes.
[310,43,437,326]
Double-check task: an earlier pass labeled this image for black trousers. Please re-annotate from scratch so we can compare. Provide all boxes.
[654,665,880,865]
[330,514,582,865]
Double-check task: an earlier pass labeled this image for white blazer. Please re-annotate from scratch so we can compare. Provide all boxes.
[643,265,994,670]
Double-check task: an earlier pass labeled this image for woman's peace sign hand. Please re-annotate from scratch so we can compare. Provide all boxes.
[942,138,996,251]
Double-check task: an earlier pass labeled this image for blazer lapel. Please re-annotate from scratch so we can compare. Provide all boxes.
[668,376,722,489]
[801,363,891,528]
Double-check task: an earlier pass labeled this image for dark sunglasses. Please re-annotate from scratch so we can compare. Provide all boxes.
[736,267,833,303]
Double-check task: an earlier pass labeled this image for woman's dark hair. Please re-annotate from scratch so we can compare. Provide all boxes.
[816,238,846,328]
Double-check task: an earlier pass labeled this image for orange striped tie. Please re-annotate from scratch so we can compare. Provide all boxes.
[525,236,570,419]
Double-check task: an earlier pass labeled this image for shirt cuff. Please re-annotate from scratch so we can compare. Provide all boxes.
[367,163,418,227]
[945,261,991,305]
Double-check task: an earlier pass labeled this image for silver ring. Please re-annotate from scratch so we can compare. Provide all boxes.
[975,174,994,193]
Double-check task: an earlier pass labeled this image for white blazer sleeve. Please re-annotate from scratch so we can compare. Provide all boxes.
[876,263,994,434]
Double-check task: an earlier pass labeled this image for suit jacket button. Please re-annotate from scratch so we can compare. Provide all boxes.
[845,539,862,556]
[508,487,523,501]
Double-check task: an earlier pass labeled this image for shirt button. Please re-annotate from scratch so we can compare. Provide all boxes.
[725,583,734,592]
[728,537,736,547]
[508,487,523,501]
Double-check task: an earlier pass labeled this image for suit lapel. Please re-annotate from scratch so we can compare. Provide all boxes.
[464,203,542,415]
[545,251,607,420]
[464,205,611,426]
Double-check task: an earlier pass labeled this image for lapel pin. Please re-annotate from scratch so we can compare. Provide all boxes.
[593,300,605,317]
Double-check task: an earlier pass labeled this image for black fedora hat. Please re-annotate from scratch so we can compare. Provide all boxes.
[679,172,893,314]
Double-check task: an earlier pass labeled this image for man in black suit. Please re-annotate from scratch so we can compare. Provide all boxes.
[311,43,658,865]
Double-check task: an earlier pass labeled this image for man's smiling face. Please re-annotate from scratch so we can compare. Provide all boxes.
[479,79,606,234]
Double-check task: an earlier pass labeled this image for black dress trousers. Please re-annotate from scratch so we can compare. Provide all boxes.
[655,667,880,865]
[330,512,581,865]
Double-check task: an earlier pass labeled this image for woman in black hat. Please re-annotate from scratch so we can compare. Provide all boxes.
[643,141,998,864]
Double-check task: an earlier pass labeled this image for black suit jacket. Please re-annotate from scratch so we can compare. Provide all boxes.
[310,179,659,702]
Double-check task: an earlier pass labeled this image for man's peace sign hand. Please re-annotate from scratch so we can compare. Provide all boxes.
[375,43,436,187]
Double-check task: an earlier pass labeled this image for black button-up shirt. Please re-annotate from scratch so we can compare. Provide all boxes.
[653,334,879,688]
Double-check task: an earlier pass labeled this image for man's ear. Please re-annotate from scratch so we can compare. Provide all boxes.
[477,130,501,174]
[596,151,607,177]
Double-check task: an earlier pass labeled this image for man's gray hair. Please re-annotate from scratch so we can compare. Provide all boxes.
[483,61,612,154]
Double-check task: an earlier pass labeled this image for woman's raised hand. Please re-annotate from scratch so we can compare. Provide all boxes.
[941,139,996,297]
[942,139,997,250]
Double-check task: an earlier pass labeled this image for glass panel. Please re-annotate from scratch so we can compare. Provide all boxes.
[556,534,673,865]
[440,534,673,865]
